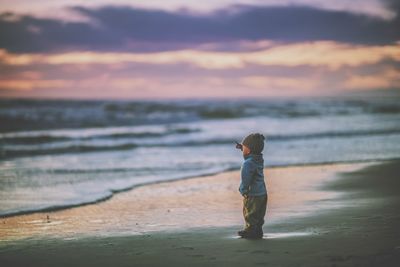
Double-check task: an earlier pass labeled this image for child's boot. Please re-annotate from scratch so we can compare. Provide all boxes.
[238,228,263,239]
[237,229,247,237]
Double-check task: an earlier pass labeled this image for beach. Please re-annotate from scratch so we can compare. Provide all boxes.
[1,159,400,266]
[1,0,400,266]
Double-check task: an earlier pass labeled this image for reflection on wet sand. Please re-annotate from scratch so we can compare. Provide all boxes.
[0,162,369,242]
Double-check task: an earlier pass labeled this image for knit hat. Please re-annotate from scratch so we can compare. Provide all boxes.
[241,133,265,154]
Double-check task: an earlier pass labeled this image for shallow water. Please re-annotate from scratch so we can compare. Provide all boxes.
[1,96,400,216]
[0,162,369,241]
[229,232,314,239]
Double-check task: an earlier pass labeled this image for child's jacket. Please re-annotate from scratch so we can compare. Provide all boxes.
[239,153,267,196]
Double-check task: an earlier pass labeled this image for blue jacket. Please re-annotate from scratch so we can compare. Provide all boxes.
[239,153,267,196]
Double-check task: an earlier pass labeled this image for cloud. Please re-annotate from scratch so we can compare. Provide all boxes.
[0,79,71,91]
[5,68,396,99]
[344,67,400,90]
[1,56,398,99]
[1,42,399,70]
[0,75,157,94]
[239,75,320,92]
[0,4,399,53]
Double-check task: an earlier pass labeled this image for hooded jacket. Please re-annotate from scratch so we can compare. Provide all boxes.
[239,153,267,196]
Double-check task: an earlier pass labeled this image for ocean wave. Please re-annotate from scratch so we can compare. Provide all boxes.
[0,143,138,158]
[2,128,400,159]
[0,135,70,145]
[0,164,235,218]
[0,127,200,145]
[198,108,246,118]
[267,128,400,141]
[173,128,400,145]
[2,157,400,218]
[2,98,400,133]
[47,166,189,174]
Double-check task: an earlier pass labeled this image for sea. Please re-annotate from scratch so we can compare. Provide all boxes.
[1,96,400,217]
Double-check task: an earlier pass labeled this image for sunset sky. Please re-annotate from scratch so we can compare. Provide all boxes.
[0,0,399,99]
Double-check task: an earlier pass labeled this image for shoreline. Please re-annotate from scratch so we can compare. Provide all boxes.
[1,160,400,266]
[0,160,375,241]
[1,157,399,219]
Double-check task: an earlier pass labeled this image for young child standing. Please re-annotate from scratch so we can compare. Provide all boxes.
[236,133,267,239]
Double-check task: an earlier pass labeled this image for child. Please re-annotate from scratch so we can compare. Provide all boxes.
[236,133,267,239]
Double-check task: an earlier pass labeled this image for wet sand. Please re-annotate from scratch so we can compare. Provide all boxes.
[1,160,400,266]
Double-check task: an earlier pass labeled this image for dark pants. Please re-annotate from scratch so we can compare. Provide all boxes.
[243,194,268,232]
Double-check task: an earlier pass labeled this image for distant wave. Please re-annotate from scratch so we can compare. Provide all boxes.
[0,143,138,158]
[174,128,400,145]
[0,127,200,145]
[2,128,400,159]
[104,99,400,119]
[267,128,400,141]
[2,98,400,133]
[47,166,188,174]
[0,135,70,145]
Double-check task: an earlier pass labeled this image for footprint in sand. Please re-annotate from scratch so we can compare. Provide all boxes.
[178,246,194,250]
[189,254,205,258]
[251,250,270,254]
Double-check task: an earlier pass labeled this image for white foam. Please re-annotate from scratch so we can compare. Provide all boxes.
[230,231,313,239]
[265,231,312,239]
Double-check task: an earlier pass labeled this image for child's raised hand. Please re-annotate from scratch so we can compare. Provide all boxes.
[235,141,243,150]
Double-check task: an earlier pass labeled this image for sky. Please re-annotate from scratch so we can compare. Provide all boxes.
[0,0,399,99]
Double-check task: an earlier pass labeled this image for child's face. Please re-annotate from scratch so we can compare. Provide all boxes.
[242,144,251,156]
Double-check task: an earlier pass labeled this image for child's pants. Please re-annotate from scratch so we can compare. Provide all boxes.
[243,194,268,231]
